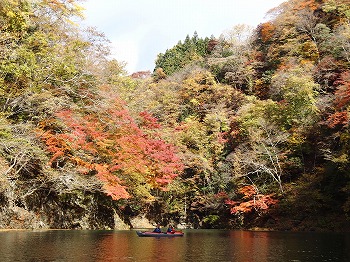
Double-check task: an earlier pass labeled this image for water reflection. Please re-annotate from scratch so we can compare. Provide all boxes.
[227,231,271,261]
[0,229,348,261]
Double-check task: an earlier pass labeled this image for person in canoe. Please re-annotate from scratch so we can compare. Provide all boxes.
[153,224,162,233]
[167,225,175,234]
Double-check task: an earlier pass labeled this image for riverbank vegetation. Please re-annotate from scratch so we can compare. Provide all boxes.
[0,0,349,231]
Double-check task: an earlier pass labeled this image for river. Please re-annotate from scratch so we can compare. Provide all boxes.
[0,229,349,261]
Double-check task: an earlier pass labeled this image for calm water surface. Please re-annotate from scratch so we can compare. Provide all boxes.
[0,229,349,261]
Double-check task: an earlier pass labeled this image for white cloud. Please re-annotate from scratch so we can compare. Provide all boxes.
[82,0,287,73]
[109,24,153,73]
[109,39,138,74]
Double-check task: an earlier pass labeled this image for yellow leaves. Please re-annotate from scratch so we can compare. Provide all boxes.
[95,139,114,150]
[237,97,278,129]
[183,70,216,87]
[71,1,85,17]
[6,10,15,17]
[189,98,200,106]
[153,67,167,81]
[288,131,306,146]
[331,153,348,164]
[0,1,31,33]
[299,41,319,62]
[180,70,223,109]
[41,0,84,18]
[323,0,350,20]
[127,174,155,201]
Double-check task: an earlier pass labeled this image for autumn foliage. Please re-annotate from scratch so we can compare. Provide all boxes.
[2,0,350,231]
[295,0,321,11]
[225,186,278,214]
[327,71,350,128]
[38,93,183,200]
[260,22,276,42]
[334,71,350,110]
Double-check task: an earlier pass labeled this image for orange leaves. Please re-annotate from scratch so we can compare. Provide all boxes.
[139,111,161,129]
[130,70,151,79]
[260,22,276,42]
[38,95,183,200]
[334,71,350,110]
[93,163,129,200]
[326,112,348,128]
[225,194,278,214]
[295,0,321,11]
[326,71,350,128]
[239,185,257,199]
[114,132,183,188]
[225,185,278,214]
[37,123,71,166]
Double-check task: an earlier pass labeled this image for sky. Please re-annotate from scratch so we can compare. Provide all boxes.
[81,0,286,74]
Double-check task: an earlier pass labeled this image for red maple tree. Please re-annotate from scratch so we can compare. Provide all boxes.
[38,96,183,200]
[225,185,278,214]
[327,71,350,128]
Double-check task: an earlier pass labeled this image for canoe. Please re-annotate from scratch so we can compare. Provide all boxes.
[136,231,184,237]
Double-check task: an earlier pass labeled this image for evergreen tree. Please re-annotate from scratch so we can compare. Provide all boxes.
[154,32,210,76]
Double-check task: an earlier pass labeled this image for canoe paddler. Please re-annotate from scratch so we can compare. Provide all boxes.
[153,224,162,233]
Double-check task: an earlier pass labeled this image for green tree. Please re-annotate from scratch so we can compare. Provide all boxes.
[154,32,210,76]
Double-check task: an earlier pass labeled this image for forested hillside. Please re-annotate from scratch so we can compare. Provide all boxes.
[0,0,349,231]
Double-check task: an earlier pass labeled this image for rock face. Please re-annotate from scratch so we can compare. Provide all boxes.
[0,173,158,230]
[0,158,159,230]
[0,206,48,229]
[0,176,124,229]
[129,215,154,229]
[0,193,155,230]
[0,196,133,230]
[0,153,135,230]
